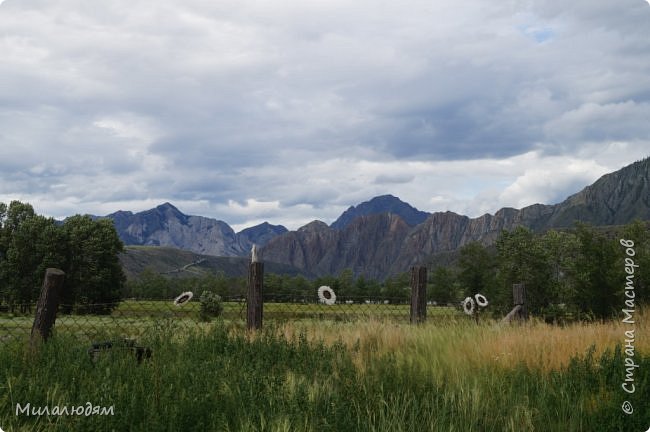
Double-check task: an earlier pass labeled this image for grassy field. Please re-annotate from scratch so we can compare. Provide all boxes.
[1,300,460,344]
[1,309,649,431]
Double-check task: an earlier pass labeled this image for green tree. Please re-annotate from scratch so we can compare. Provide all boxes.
[0,201,8,258]
[337,269,355,299]
[61,215,126,314]
[3,200,36,233]
[458,241,497,303]
[229,276,247,297]
[186,273,231,299]
[536,229,582,322]
[428,266,456,305]
[0,202,127,314]
[0,201,64,311]
[289,275,310,299]
[496,227,552,315]
[129,267,170,299]
[365,278,382,298]
[264,273,284,299]
[353,275,370,299]
[541,230,579,301]
[0,202,6,303]
[571,223,620,319]
[381,272,410,303]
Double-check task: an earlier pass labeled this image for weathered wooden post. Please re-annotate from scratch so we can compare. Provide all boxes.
[502,283,528,324]
[513,283,528,321]
[247,246,263,330]
[410,266,427,324]
[30,268,65,345]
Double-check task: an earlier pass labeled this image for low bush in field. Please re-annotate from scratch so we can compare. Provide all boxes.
[198,291,224,322]
[0,323,648,431]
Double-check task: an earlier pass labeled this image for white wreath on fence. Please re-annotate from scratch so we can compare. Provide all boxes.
[462,293,489,316]
[174,291,194,306]
[317,286,337,305]
[462,297,475,315]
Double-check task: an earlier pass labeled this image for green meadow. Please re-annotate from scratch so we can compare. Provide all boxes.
[0,300,459,344]
[1,314,649,431]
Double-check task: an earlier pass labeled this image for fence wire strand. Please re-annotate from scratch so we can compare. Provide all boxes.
[1,296,463,346]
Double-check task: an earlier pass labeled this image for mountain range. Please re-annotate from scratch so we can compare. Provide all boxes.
[105,204,287,256]
[101,157,650,279]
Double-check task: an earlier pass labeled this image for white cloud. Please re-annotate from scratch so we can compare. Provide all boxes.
[496,159,608,208]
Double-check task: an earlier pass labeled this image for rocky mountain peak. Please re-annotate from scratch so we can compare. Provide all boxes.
[237,222,288,251]
[331,194,429,229]
[101,205,287,257]
[298,220,331,233]
[152,202,188,224]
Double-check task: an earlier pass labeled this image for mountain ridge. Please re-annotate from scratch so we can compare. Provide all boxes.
[92,157,649,279]
[261,157,650,278]
[98,202,288,257]
[331,194,429,229]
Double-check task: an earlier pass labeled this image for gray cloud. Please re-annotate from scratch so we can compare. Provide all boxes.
[0,0,649,229]
[373,173,415,185]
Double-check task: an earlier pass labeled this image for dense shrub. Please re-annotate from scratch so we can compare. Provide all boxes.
[199,290,223,321]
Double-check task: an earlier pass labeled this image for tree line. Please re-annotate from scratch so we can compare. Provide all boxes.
[123,268,414,303]
[446,221,649,321]
[0,201,125,314]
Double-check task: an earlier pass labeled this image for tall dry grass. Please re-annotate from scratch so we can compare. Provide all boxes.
[3,314,648,431]
[271,308,649,373]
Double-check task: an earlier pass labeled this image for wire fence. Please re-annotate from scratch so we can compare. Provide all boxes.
[260,294,461,322]
[0,295,464,346]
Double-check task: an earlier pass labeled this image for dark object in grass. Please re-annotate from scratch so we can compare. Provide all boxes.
[88,339,152,364]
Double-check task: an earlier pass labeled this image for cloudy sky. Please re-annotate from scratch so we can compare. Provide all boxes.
[1,0,649,231]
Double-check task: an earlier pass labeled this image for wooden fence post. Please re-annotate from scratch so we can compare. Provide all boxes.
[30,268,65,345]
[410,266,427,324]
[513,283,528,321]
[501,283,528,324]
[247,261,264,330]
